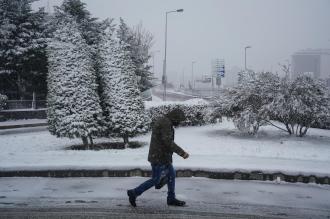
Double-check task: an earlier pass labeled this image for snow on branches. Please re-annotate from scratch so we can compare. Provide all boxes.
[217,70,330,136]
[98,27,149,146]
[268,75,330,137]
[47,17,104,145]
[47,16,149,147]
[219,71,280,135]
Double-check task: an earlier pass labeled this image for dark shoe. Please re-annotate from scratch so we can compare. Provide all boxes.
[127,190,136,207]
[155,176,168,189]
[167,198,186,206]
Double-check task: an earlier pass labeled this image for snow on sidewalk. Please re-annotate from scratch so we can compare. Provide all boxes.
[0,177,329,218]
[0,120,330,177]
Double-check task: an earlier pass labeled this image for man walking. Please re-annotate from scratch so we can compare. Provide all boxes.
[127,108,189,207]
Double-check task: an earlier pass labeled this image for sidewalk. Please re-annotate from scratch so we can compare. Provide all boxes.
[0,177,329,219]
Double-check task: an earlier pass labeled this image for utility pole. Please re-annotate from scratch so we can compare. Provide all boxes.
[163,9,184,101]
[245,46,251,70]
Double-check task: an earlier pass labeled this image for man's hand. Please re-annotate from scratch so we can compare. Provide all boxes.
[182,152,189,159]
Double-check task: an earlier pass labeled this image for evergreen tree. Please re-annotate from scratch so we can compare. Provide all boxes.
[96,26,118,135]
[106,40,148,145]
[117,18,132,46]
[0,0,48,99]
[47,17,103,146]
[117,18,153,92]
[53,0,115,105]
[53,0,112,47]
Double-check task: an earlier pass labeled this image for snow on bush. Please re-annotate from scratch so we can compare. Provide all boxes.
[217,71,280,135]
[215,70,330,137]
[146,99,213,127]
[267,75,330,137]
[0,94,7,111]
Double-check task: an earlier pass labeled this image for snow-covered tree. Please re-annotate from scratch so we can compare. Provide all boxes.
[47,17,104,146]
[268,75,330,137]
[96,26,118,135]
[53,0,115,104]
[219,71,280,135]
[53,0,106,46]
[107,40,149,145]
[117,18,153,92]
[97,27,149,145]
[0,0,48,98]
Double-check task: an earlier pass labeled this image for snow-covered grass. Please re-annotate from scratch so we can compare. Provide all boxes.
[1,119,330,177]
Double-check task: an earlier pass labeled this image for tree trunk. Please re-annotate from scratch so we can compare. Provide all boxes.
[300,126,309,137]
[89,135,94,146]
[82,136,89,149]
[295,124,299,136]
[290,124,295,135]
[285,123,292,135]
[16,72,26,100]
[123,134,129,148]
[299,125,303,137]
[17,74,23,100]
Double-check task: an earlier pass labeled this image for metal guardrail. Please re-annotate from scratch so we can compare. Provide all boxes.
[4,89,151,110]
[5,100,46,110]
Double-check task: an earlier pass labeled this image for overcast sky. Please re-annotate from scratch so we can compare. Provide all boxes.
[33,0,330,83]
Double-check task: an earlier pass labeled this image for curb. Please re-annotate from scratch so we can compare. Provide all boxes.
[0,123,47,130]
[0,169,329,185]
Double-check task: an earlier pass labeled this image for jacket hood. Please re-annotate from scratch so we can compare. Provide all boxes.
[166,108,186,124]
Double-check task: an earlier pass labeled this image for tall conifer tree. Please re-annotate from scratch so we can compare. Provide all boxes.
[47,16,103,146]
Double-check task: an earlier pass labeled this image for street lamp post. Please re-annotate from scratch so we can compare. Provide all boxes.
[152,50,160,77]
[163,9,184,101]
[245,46,251,70]
[191,61,196,89]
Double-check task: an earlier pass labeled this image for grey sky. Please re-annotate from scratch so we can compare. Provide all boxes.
[33,0,330,83]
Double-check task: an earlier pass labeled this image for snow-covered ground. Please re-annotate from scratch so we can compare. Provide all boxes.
[1,119,330,177]
[145,97,208,108]
[0,177,329,218]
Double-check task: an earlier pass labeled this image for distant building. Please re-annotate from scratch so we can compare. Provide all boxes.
[222,66,241,88]
[291,49,330,87]
[211,59,225,87]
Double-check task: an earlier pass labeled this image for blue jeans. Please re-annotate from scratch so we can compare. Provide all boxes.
[133,164,176,200]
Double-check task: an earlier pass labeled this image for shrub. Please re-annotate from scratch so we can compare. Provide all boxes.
[145,99,213,128]
[215,71,279,135]
[267,75,330,137]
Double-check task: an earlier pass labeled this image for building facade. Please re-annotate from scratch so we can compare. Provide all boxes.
[292,49,330,87]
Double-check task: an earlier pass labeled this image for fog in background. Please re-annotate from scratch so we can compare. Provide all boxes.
[33,0,330,85]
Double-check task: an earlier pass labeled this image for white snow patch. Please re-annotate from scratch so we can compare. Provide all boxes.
[1,120,330,176]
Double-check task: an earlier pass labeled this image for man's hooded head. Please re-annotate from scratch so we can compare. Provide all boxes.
[166,108,186,127]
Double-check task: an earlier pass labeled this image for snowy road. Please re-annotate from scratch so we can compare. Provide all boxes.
[0,177,329,219]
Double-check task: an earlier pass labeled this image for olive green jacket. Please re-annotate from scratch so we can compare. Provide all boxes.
[148,116,186,164]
